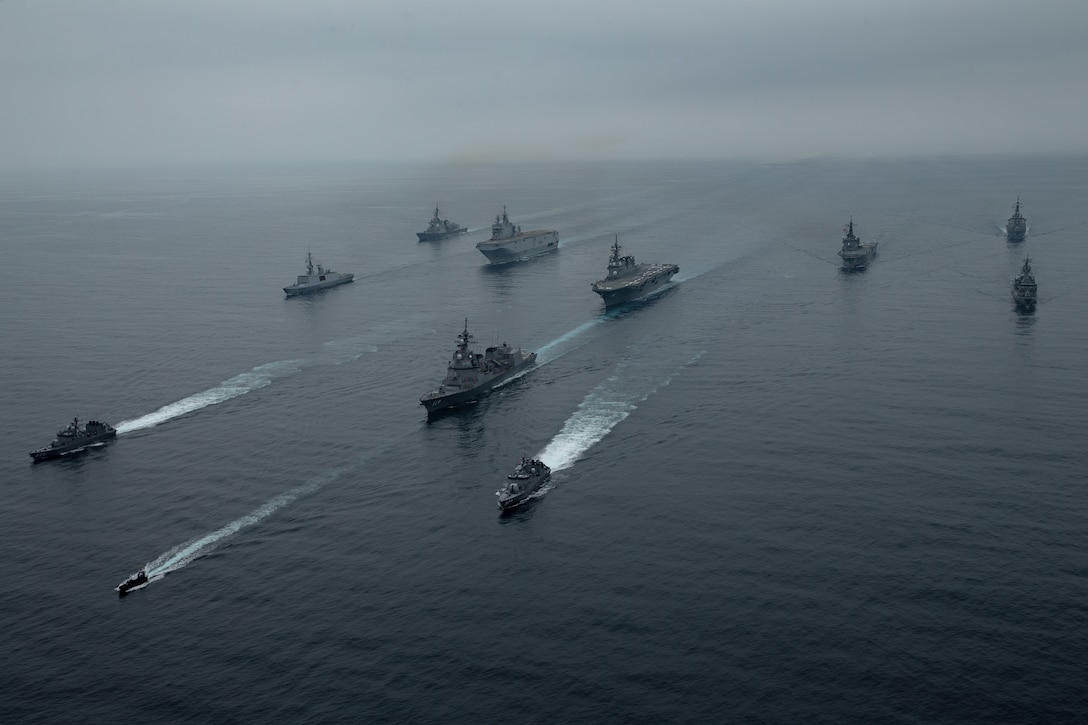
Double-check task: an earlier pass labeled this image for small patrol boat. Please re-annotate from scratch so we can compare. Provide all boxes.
[29,417,117,462]
[116,568,149,596]
[283,253,354,296]
[590,236,679,307]
[417,205,467,241]
[420,320,537,414]
[496,457,551,510]
[838,218,877,272]
[1012,256,1037,312]
[475,206,559,264]
[1006,197,1027,243]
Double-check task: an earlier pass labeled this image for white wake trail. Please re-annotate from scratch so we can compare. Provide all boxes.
[537,350,705,472]
[116,360,303,434]
[145,467,347,578]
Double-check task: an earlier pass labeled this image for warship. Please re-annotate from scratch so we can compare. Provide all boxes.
[283,253,354,296]
[1012,257,1037,312]
[496,456,551,510]
[29,417,117,462]
[420,320,537,414]
[838,218,877,272]
[590,236,679,307]
[1006,198,1027,243]
[116,567,150,596]
[475,206,558,264]
[416,206,467,242]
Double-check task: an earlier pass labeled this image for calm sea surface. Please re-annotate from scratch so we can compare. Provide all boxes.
[1,157,1085,722]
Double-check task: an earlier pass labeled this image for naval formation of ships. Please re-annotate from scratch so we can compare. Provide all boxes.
[38,193,1045,529]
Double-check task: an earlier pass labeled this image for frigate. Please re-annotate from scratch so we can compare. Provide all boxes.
[29,417,117,462]
[590,236,679,307]
[283,253,354,296]
[420,320,536,414]
[417,206,467,242]
[496,457,551,510]
[1012,256,1037,312]
[838,218,877,272]
[475,206,558,264]
[1006,198,1027,243]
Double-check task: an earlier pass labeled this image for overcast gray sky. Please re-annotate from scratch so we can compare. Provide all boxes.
[2,0,1087,168]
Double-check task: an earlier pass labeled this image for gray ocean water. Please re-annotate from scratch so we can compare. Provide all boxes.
[1,156,1086,722]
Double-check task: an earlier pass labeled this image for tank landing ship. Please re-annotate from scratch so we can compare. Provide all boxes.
[420,320,537,414]
[417,205,467,242]
[30,417,117,462]
[475,206,558,264]
[590,236,679,307]
[496,456,551,510]
[838,218,877,272]
[1006,197,1027,243]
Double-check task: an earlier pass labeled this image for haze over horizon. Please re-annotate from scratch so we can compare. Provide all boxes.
[3,0,1087,170]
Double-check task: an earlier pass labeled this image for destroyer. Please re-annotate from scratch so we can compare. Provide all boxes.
[420,320,536,414]
[590,236,679,307]
[838,218,877,272]
[417,205,467,242]
[475,206,558,264]
[29,417,117,462]
[497,457,551,510]
[1012,256,1037,312]
[116,567,149,596]
[1006,197,1027,243]
[283,253,354,296]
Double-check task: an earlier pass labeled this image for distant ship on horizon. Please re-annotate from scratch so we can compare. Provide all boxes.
[1006,197,1027,243]
[838,218,877,272]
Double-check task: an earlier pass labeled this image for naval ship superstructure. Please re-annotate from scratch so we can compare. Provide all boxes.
[496,456,551,510]
[417,206,467,242]
[590,236,679,307]
[1006,198,1027,243]
[420,320,537,414]
[283,253,354,296]
[475,206,558,264]
[1012,256,1037,311]
[30,417,117,462]
[838,218,877,271]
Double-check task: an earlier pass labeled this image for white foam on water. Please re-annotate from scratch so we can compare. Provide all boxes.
[145,467,346,578]
[536,350,705,473]
[115,360,304,434]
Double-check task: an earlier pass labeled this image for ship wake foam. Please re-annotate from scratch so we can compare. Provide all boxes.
[116,337,379,434]
[144,467,348,579]
[536,350,705,472]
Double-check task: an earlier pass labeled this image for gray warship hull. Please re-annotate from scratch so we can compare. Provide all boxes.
[421,354,537,414]
[1006,198,1027,243]
[476,230,559,264]
[283,274,354,296]
[1006,222,1026,243]
[30,420,117,462]
[592,263,679,307]
[497,458,551,510]
[417,228,467,242]
[839,246,877,271]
